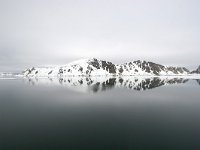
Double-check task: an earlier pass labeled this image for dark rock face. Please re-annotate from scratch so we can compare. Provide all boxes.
[59,68,63,74]
[89,58,117,74]
[191,65,200,74]
[197,66,200,73]
[48,70,52,75]
[118,67,124,74]
[86,66,93,75]
[144,61,164,75]
[130,60,165,75]
[166,67,189,74]
[89,58,101,69]
[23,67,35,76]
[130,60,189,75]
[101,61,116,73]
[78,67,83,72]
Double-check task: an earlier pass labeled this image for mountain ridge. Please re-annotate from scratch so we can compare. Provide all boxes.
[23,58,194,77]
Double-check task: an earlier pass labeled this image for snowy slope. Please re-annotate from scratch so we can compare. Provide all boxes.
[116,60,189,76]
[23,58,190,77]
[23,58,116,77]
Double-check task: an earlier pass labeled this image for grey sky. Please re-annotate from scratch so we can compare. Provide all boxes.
[0,0,200,72]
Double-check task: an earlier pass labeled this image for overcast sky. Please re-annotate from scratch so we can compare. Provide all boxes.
[0,0,200,72]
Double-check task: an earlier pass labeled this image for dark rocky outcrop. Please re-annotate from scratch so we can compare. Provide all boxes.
[133,60,165,75]
[166,67,189,74]
[89,58,117,74]
[89,58,101,69]
[191,66,200,74]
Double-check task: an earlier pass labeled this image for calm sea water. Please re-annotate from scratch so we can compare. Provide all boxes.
[1,77,200,150]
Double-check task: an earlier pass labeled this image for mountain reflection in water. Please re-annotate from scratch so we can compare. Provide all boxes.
[24,77,194,93]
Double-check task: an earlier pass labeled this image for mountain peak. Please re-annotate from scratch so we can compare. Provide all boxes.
[66,58,101,65]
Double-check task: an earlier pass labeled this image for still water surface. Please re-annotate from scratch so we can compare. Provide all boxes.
[1,77,200,150]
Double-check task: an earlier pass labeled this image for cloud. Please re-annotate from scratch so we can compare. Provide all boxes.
[0,0,200,72]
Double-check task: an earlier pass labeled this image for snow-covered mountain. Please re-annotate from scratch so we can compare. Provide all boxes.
[23,58,190,77]
[116,60,189,76]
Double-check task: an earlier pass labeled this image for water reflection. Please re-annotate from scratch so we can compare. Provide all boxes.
[24,77,192,93]
[196,79,200,85]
